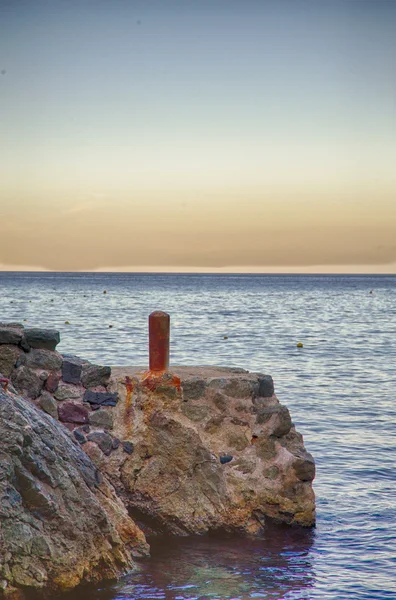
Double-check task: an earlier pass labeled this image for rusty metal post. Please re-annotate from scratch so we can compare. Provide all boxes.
[149,311,170,372]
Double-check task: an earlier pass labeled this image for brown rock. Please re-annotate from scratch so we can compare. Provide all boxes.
[45,372,60,393]
[0,345,23,378]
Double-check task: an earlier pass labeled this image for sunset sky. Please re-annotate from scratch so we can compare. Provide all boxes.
[0,0,395,272]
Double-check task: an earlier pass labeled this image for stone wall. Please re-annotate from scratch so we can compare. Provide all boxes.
[0,323,132,461]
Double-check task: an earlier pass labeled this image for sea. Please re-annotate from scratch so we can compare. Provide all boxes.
[1,272,395,600]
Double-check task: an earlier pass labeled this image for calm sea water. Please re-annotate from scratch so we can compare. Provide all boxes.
[1,272,395,600]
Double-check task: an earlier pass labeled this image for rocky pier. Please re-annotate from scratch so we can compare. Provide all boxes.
[0,320,315,598]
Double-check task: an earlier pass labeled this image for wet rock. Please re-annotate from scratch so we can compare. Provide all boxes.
[38,392,58,420]
[182,377,206,401]
[0,345,23,377]
[87,431,113,456]
[83,390,119,407]
[81,364,111,388]
[62,357,83,384]
[54,383,82,401]
[89,409,113,430]
[112,437,121,450]
[24,328,60,351]
[0,388,148,597]
[25,348,63,371]
[45,372,60,393]
[11,366,44,399]
[58,402,89,424]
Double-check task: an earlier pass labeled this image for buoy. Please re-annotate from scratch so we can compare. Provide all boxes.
[65,321,70,325]
[297,342,303,348]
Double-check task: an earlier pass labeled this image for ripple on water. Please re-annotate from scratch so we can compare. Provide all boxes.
[1,272,396,600]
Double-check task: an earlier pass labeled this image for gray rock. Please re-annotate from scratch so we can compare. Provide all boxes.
[255,436,277,460]
[24,328,60,351]
[0,387,147,597]
[62,357,83,384]
[122,441,134,455]
[74,429,86,444]
[83,390,119,407]
[11,366,44,399]
[181,403,210,422]
[182,378,206,401]
[25,348,63,371]
[0,345,23,377]
[89,409,113,430]
[0,326,23,345]
[39,392,58,420]
[87,431,113,456]
[256,404,292,437]
[54,383,82,401]
[292,452,316,481]
[81,363,111,388]
[224,378,259,398]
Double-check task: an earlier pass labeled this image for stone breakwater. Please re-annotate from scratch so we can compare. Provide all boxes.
[0,323,316,597]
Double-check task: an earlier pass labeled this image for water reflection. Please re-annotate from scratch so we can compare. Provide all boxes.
[65,526,315,600]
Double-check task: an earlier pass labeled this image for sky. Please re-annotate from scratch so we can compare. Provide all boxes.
[0,0,395,272]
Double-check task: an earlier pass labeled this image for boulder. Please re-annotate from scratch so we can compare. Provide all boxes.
[99,366,316,535]
[24,329,60,351]
[0,388,148,598]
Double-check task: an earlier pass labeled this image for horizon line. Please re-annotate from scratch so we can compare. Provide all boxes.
[1,263,396,275]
